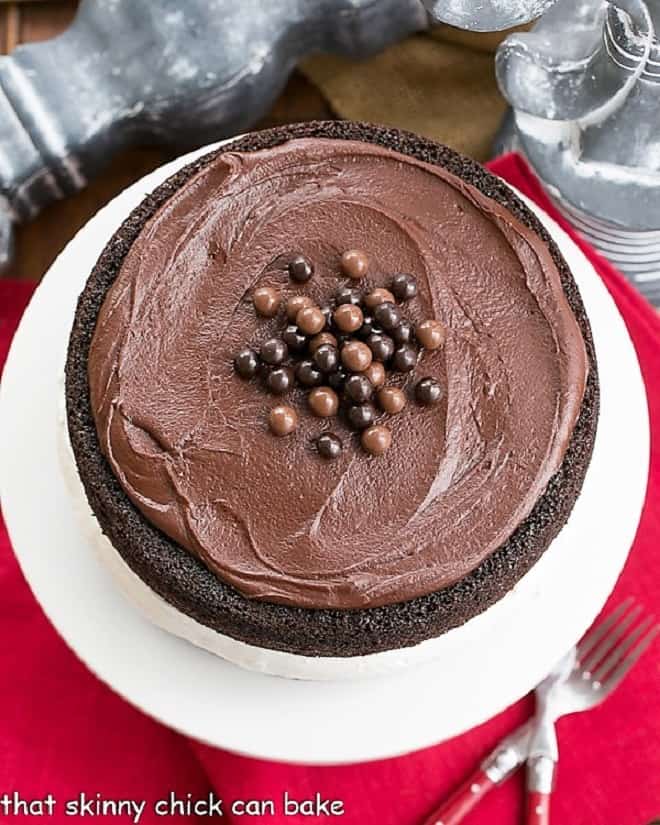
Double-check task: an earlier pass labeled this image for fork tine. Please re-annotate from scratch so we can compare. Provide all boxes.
[600,623,660,694]
[581,604,642,674]
[591,615,655,683]
[577,597,634,661]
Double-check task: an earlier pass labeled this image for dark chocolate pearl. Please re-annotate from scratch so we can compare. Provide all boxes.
[313,344,339,373]
[268,405,298,436]
[341,249,369,280]
[345,374,374,403]
[234,347,259,379]
[374,301,402,332]
[334,303,364,333]
[309,332,338,354]
[286,294,314,321]
[347,403,376,430]
[282,325,308,354]
[341,341,373,373]
[252,286,281,317]
[358,315,381,339]
[308,386,339,418]
[316,432,343,460]
[260,337,288,365]
[288,254,314,283]
[296,359,323,388]
[366,332,395,363]
[416,319,447,350]
[392,319,415,347]
[321,305,335,331]
[297,305,325,335]
[266,366,294,395]
[327,367,348,391]
[392,345,418,372]
[416,377,444,406]
[378,386,406,414]
[364,288,395,310]
[335,286,362,306]
[361,424,392,456]
[391,272,418,301]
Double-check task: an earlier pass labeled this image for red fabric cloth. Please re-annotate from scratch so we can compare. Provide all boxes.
[0,154,658,825]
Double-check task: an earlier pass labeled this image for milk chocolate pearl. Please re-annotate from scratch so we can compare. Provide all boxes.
[309,332,338,354]
[234,348,259,379]
[334,303,364,333]
[378,386,406,414]
[366,332,395,363]
[416,377,444,406]
[392,319,415,347]
[268,405,298,436]
[288,254,314,283]
[282,325,307,354]
[345,374,374,403]
[392,344,418,372]
[309,386,339,418]
[416,319,447,350]
[316,432,343,460]
[364,360,386,389]
[266,366,294,395]
[391,272,418,302]
[361,425,392,456]
[260,338,288,365]
[335,286,362,306]
[296,359,323,388]
[313,344,339,373]
[296,305,325,335]
[347,403,376,431]
[252,286,281,317]
[341,249,369,280]
[341,341,373,373]
[286,294,314,321]
[374,301,402,332]
[364,288,395,310]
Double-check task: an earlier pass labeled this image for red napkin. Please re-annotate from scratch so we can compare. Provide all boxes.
[1,154,658,825]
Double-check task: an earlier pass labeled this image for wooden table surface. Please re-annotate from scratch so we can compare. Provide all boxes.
[0,0,333,282]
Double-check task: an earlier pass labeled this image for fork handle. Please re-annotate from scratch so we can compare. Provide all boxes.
[526,792,550,825]
[420,769,495,825]
[526,755,556,825]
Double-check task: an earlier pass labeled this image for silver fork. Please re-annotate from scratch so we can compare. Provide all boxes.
[422,599,658,825]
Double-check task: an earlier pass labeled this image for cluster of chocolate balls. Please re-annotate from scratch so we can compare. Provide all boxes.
[233,249,446,458]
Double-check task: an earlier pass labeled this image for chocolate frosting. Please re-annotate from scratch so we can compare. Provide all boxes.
[88,138,588,610]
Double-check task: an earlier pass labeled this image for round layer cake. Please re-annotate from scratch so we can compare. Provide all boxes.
[65,121,598,662]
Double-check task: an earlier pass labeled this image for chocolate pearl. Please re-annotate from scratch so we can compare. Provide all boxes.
[288,254,314,283]
[345,374,374,403]
[268,405,298,436]
[334,303,364,333]
[321,305,335,331]
[364,288,395,310]
[341,341,373,373]
[392,345,418,372]
[391,272,418,302]
[374,301,402,332]
[341,249,369,280]
[416,319,447,350]
[296,305,325,335]
[260,338,288,365]
[309,386,339,418]
[252,286,281,317]
[366,332,395,363]
[364,361,386,389]
[378,386,406,414]
[316,432,343,460]
[296,359,323,387]
[392,319,415,347]
[327,367,348,391]
[416,377,444,406]
[347,403,376,431]
[234,347,259,379]
[266,366,294,395]
[313,344,339,373]
[357,315,380,339]
[309,332,338,354]
[282,325,307,354]
[286,294,314,321]
[361,424,392,456]
[335,286,362,306]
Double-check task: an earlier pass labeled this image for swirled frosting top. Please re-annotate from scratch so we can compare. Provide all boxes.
[88,138,588,610]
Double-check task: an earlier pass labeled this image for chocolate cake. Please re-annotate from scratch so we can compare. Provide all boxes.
[65,121,598,659]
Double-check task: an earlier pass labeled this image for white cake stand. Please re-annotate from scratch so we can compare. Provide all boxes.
[0,144,649,764]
